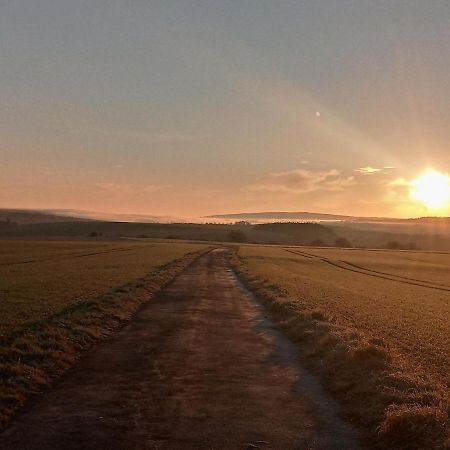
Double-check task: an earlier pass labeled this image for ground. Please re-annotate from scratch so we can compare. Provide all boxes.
[0,249,358,450]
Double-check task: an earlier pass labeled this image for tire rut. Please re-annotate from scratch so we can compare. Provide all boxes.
[285,249,450,292]
[0,247,140,267]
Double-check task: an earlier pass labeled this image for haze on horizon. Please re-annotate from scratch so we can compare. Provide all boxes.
[2,1,450,219]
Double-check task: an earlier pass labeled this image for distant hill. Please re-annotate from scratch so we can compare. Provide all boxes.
[206,211,354,222]
[255,222,337,245]
[0,220,342,246]
[6,208,450,226]
[2,208,450,250]
[206,211,450,225]
[1,216,450,250]
[0,209,94,225]
[0,208,187,224]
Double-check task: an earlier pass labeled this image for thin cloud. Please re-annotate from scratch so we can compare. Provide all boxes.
[248,169,355,194]
[355,166,382,174]
[355,166,396,174]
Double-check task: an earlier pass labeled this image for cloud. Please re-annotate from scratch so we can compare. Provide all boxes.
[249,169,355,193]
[355,166,382,174]
[95,182,170,194]
[355,166,396,175]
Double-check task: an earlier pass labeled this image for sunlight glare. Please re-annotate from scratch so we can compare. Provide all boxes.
[410,170,450,210]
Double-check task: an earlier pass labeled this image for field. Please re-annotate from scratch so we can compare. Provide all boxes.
[237,245,450,448]
[0,239,207,338]
[2,239,449,447]
[0,239,208,426]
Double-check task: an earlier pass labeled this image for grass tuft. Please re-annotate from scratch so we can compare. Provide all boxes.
[351,345,390,371]
[379,405,448,449]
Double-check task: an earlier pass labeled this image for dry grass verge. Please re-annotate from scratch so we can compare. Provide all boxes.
[232,252,450,450]
[0,248,209,429]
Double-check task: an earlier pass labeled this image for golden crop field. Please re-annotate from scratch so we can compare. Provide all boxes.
[0,239,207,337]
[239,245,450,383]
[238,244,450,447]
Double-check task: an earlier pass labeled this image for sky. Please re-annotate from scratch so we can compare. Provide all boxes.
[2,0,450,219]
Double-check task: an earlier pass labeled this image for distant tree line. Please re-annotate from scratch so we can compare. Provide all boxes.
[310,237,353,248]
[88,231,103,238]
[0,218,18,229]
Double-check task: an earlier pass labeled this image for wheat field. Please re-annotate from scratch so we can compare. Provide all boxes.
[237,244,450,448]
[0,239,207,337]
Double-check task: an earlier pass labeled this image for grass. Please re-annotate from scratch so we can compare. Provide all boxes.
[0,239,207,337]
[235,245,450,449]
[0,239,210,428]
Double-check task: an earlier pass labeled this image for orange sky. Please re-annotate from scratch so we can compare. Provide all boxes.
[2,2,450,219]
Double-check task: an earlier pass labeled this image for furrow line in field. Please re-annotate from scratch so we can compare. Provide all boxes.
[284,249,315,259]
[285,249,450,292]
[342,259,450,289]
[0,247,139,267]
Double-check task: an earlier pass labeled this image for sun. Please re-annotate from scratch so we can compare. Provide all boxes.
[410,169,450,210]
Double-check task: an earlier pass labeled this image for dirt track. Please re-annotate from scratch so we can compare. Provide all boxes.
[0,249,358,450]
